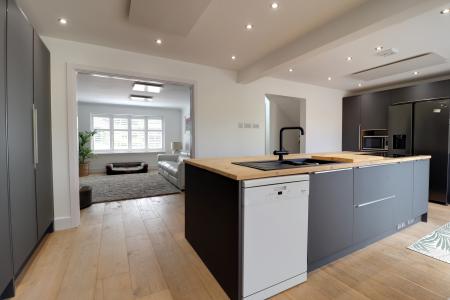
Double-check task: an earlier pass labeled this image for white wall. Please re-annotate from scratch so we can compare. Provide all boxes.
[266,94,306,154]
[77,102,182,172]
[43,37,345,229]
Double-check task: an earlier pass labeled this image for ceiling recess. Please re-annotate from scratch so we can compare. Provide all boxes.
[129,0,212,36]
[350,53,447,81]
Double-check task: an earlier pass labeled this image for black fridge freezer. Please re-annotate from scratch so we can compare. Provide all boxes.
[388,99,450,205]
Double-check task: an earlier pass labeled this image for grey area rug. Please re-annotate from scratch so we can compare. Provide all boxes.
[408,222,450,264]
[79,172,180,203]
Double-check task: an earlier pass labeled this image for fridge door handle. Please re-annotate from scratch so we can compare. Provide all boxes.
[33,104,39,167]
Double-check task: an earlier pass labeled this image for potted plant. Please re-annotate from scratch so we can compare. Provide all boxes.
[79,130,96,177]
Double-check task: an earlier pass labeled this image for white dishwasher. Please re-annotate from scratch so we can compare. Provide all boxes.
[242,174,309,300]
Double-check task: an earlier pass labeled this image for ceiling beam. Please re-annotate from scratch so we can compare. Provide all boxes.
[237,0,450,84]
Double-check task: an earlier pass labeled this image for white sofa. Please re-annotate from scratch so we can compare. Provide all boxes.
[157,152,190,190]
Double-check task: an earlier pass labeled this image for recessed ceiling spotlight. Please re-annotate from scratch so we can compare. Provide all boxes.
[375,45,383,52]
[288,68,294,72]
[246,23,253,30]
[413,71,419,75]
[358,83,363,87]
[347,56,352,61]
[441,8,450,14]
[58,18,68,25]
[271,2,279,9]
[129,95,153,102]
[133,82,163,93]
[231,55,236,60]
[155,39,163,45]
[328,77,332,81]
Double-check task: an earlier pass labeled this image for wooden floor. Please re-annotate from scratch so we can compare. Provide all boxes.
[12,194,450,300]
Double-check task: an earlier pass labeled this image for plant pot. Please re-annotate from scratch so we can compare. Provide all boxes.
[79,163,90,177]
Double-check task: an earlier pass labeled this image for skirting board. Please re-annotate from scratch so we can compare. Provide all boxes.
[54,216,74,231]
[244,273,307,300]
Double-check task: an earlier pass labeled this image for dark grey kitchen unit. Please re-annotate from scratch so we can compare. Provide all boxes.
[34,32,54,240]
[0,0,14,297]
[342,79,450,152]
[413,159,430,217]
[0,0,53,297]
[186,158,430,298]
[7,0,37,273]
[342,95,361,151]
[308,168,354,270]
[308,160,429,271]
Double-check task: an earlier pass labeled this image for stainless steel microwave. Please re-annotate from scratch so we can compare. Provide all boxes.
[361,135,388,151]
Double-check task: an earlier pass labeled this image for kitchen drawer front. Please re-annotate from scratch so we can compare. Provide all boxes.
[354,195,395,244]
[354,164,396,206]
[308,168,354,265]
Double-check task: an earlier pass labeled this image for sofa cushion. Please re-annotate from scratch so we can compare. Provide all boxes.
[159,161,179,176]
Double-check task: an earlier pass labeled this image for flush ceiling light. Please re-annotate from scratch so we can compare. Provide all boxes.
[375,45,383,52]
[246,23,253,30]
[271,2,279,9]
[441,8,450,14]
[58,18,68,25]
[231,55,236,60]
[358,83,363,87]
[347,56,352,61]
[129,95,153,102]
[413,71,419,75]
[328,77,332,81]
[155,39,163,45]
[288,68,294,72]
[132,82,163,93]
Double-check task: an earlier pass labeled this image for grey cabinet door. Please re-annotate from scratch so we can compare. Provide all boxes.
[392,162,414,226]
[308,169,354,265]
[360,91,392,130]
[34,32,54,239]
[0,0,13,292]
[354,164,396,243]
[7,0,37,272]
[413,160,430,216]
[342,96,361,151]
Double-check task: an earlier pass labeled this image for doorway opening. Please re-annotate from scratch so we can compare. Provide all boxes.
[265,94,306,155]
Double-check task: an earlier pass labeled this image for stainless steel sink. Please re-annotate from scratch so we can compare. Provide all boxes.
[233,158,341,171]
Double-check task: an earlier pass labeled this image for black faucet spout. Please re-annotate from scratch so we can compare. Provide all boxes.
[273,127,305,161]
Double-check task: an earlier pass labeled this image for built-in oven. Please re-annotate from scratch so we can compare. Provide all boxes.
[360,129,388,152]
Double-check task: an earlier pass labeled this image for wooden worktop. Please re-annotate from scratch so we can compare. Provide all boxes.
[185,152,431,181]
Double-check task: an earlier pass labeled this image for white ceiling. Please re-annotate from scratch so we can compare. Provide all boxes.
[16,0,366,71]
[271,4,450,92]
[15,0,450,91]
[77,73,191,110]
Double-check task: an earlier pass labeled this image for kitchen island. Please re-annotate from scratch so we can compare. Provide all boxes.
[185,152,431,300]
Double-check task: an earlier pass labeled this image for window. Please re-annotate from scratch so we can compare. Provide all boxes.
[91,114,164,153]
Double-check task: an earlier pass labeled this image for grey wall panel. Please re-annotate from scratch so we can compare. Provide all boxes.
[414,160,430,216]
[308,169,354,266]
[34,32,53,239]
[6,0,37,271]
[0,0,13,293]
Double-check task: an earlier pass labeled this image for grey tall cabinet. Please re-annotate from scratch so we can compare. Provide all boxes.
[0,0,13,297]
[0,0,53,298]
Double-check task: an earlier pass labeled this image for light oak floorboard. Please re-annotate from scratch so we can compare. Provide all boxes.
[12,195,450,300]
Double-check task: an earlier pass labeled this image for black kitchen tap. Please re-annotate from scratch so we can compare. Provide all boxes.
[273,127,305,161]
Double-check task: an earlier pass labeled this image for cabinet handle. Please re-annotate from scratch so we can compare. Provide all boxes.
[313,168,353,174]
[358,124,361,151]
[357,163,394,169]
[355,195,395,208]
[33,105,39,167]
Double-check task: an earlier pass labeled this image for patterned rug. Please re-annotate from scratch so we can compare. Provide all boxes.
[79,172,180,203]
[408,222,450,264]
